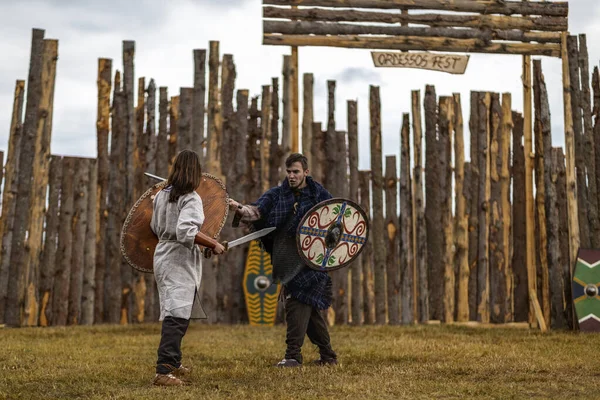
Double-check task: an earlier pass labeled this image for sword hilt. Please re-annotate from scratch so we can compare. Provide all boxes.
[202,241,229,259]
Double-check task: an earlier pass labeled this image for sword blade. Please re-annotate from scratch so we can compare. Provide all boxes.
[145,172,166,181]
[228,227,276,249]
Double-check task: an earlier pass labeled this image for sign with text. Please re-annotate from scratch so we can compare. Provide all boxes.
[371,51,470,74]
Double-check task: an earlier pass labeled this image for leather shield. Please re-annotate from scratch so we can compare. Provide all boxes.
[296,198,369,272]
[120,173,229,273]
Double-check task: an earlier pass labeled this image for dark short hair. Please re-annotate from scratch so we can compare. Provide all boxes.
[167,150,202,202]
[285,153,308,170]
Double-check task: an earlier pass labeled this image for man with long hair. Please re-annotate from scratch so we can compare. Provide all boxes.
[229,153,338,367]
[151,150,226,386]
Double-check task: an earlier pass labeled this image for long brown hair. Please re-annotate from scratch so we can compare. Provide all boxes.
[166,150,202,202]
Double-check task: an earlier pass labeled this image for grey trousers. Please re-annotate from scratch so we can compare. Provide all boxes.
[284,296,337,364]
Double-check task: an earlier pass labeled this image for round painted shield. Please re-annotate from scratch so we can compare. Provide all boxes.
[120,173,229,273]
[573,248,600,332]
[297,198,369,272]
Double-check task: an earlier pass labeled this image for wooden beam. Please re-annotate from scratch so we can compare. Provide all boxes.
[264,21,562,43]
[262,0,569,17]
[263,35,561,57]
[264,7,568,32]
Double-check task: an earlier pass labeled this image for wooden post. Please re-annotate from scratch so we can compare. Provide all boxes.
[269,77,281,186]
[261,85,272,192]
[489,93,512,323]
[132,78,148,324]
[22,38,59,326]
[438,97,454,323]
[333,130,349,324]
[82,160,97,325]
[282,56,292,161]
[500,94,513,322]
[425,85,442,321]
[291,47,299,153]
[370,86,386,324]
[134,76,147,198]
[325,81,337,192]
[523,54,538,327]
[359,170,375,324]
[220,54,236,179]
[512,112,528,322]
[5,28,45,327]
[468,91,480,321]
[561,31,580,328]
[303,74,314,165]
[207,41,222,178]
[545,142,563,331]
[453,94,469,322]
[106,72,127,324]
[476,92,491,323]
[145,80,157,177]
[52,157,76,326]
[0,80,25,324]
[94,58,111,324]
[144,79,157,323]
[567,36,590,249]
[385,155,399,324]
[555,148,573,328]
[193,49,207,161]
[123,41,136,209]
[311,122,324,183]
[533,60,551,328]
[177,87,193,153]
[68,158,90,325]
[348,100,361,324]
[121,41,136,325]
[156,87,169,178]
[248,97,262,201]
[217,54,236,324]
[231,89,249,323]
[400,114,414,324]
[38,156,62,326]
[594,67,600,243]
[412,90,428,323]
[578,35,600,248]
[168,96,179,170]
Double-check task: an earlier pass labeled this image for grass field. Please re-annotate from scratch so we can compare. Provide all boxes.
[1,323,598,399]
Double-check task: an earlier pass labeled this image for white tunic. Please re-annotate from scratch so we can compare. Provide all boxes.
[150,189,207,320]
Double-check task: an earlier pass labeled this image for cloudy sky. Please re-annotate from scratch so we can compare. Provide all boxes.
[1,0,599,170]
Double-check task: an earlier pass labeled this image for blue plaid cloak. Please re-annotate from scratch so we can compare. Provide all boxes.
[253,176,333,310]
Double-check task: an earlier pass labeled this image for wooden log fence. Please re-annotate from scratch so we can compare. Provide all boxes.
[0,28,592,331]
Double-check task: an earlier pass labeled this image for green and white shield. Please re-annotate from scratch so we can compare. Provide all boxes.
[573,249,600,332]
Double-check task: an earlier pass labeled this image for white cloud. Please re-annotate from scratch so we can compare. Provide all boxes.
[0,0,597,170]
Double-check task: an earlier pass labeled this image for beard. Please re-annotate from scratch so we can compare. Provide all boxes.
[289,176,305,189]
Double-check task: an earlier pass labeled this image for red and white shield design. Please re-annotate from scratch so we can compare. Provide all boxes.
[297,198,369,272]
